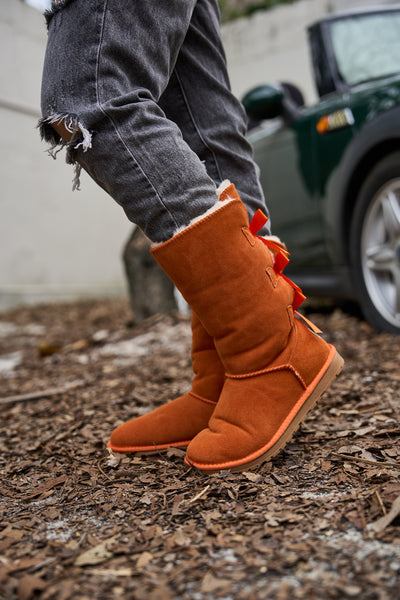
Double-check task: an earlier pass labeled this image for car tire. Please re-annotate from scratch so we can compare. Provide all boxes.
[350,152,400,334]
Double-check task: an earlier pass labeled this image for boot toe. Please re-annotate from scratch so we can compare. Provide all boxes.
[107,393,216,453]
[185,423,257,471]
[108,418,160,452]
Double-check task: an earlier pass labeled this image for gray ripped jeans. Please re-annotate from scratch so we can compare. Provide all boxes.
[39,0,271,242]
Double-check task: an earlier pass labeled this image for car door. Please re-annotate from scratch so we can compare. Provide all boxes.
[249,111,327,268]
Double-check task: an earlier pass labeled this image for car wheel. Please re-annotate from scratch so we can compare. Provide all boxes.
[350,153,400,334]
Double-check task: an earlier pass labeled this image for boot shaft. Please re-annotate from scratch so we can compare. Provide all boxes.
[190,311,225,400]
[152,190,296,374]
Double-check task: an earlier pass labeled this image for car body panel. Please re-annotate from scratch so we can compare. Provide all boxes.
[248,77,400,275]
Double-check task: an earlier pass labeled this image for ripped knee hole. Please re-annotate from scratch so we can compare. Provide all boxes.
[51,118,76,142]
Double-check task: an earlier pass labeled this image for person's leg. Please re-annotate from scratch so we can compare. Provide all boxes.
[108,0,273,452]
[40,2,342,469]
[159,0,270,235]
[40,0,231,453]
[40,0,217,243]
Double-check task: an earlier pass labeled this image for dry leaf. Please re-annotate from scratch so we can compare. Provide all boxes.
[369,494,400,533]
[2,297,400,599]
[24,475,68,500]
[243,471,261,482]
[37,341,62,357]
[74,536,119,566]
[0,526,25,541]
[201,572,232,594]
[90,568,134,576]
[136,552,153,569]
[171,529,191,547]
[17,574,47,600]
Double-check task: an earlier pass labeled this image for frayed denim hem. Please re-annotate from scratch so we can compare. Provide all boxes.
[38,113,92,191]
[44,0,79,28]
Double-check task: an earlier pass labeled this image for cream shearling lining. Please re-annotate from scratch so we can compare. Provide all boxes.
[153,180,284,250]
[152,180,234,247]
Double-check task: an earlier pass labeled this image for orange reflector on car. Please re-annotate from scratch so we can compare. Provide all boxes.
[317,108,354,133]
[317,115,329,133]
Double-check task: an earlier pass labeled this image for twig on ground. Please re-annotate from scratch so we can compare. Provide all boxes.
[187,484,211,505]
[369,495,400,533]
[0,380,85,405]
[331,452,400,470]
[97,460,113,481]
[375,490,387,516]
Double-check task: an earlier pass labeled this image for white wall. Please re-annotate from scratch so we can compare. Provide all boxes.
[1,0,397,310]
[222,0,400,103]
[0,0,131,310]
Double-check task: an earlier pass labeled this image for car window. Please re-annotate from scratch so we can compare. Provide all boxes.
[330,14,400,86]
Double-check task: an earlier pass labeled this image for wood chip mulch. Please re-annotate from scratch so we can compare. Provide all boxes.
[0,298,399,600]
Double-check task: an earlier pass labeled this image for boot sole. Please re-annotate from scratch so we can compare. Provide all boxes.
[185,346,344,473]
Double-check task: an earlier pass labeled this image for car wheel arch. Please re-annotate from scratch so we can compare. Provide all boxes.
[323,107,400,263]
[348,152,400,333]
[341,140,400,257]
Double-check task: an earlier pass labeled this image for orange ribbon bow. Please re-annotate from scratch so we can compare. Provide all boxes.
[249,209,307,312]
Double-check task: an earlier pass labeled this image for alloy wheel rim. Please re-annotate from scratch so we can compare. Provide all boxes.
[361,179,400,329]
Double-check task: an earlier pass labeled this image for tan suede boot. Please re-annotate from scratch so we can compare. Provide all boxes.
[107,311,225,452]
[151,183,344,472]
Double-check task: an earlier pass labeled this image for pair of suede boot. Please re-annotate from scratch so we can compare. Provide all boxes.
[108,183,343,472]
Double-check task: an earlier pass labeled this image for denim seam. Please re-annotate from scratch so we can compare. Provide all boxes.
[174,67,223,183]
[93,0,180,235]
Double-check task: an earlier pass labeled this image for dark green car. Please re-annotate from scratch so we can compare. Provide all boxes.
[243,6,400,334]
